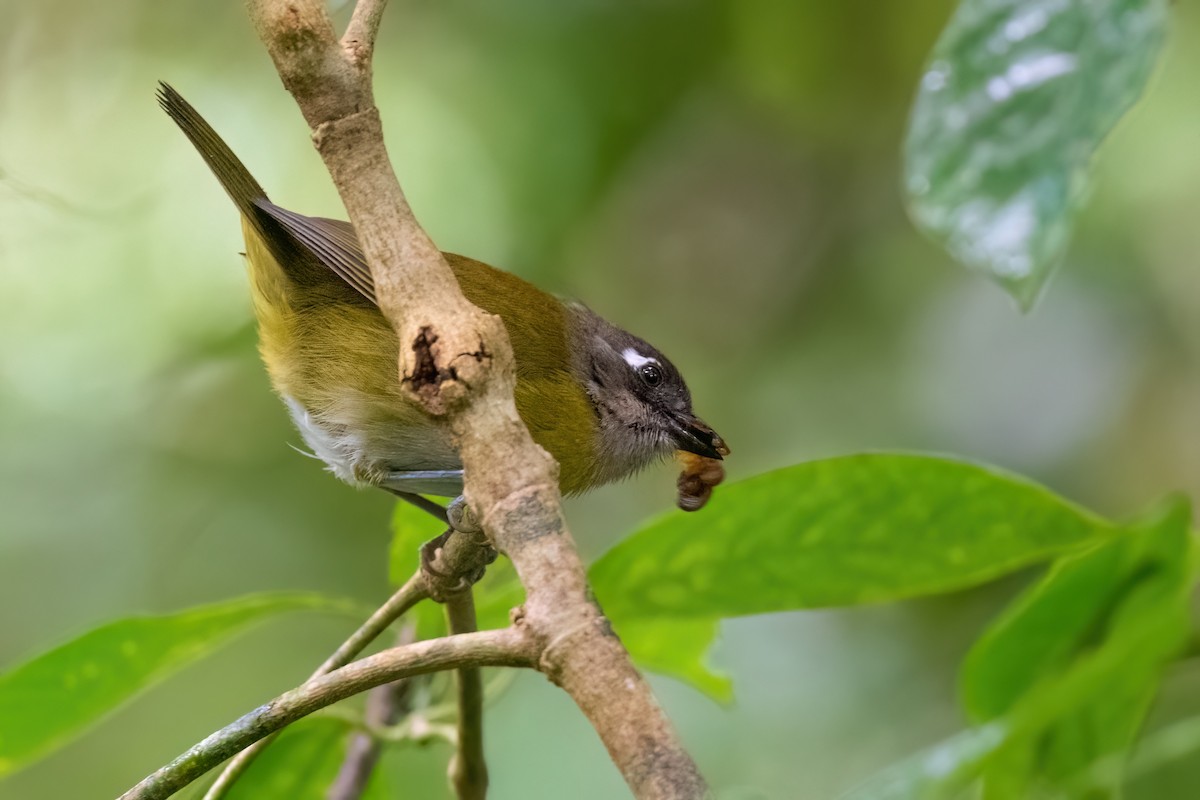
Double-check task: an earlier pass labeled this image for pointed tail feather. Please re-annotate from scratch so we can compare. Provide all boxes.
[157,82,268,218]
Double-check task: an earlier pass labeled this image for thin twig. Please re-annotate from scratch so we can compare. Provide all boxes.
[119,628,535,800]
[327,625,417,800]
[325,683,406,799]
[315,577,427,675]
[342,0,388,67]
[445,590,486,800]
[202,575,428,799]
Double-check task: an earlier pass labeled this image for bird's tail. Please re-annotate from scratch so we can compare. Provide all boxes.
[156,81,269,218]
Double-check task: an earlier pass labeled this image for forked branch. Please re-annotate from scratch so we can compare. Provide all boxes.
[119,629,535,800]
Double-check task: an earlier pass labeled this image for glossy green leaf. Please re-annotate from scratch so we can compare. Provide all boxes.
[222,717,390,800]
[388,501,447,587]
[904,0,1169,309]
[1033,682,1156,796]
[977,498,1194,796]
[389,501,446,639]
[1063,714,1200,796]
[846,498,1193,800]
[0,593,356,777]
[844,594,1182,799]
[474,559,524,632]
[962,536,1131,721]
[591,454,1113,623]
[614,617,731,702]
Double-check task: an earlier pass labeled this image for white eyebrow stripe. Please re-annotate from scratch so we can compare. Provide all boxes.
[622,348,660,369]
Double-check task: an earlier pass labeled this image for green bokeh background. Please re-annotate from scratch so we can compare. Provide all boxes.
[3,1,1200,798]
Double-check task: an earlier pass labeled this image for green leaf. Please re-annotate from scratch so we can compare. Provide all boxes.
[846,498,1193,800]
[389,501,447,587]
[591,454,1113,623]
[1063,714,1200,795]
[839,723,1011,800]
[388,501,448,639]
[0,593,355,777]
[962,536,1131,721]
[222,717,390,800]
[904,0,1169,309]
[474,558,524,633]
[978,746,1035,800]
[591,454,1112,704]
[616,618,732,702]
[967,498,1193,796]
[844,605,1179,800]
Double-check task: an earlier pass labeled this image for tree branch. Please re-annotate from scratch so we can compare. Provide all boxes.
[325,681,406,800]
[342,0,387,68]
[204,520,492,798]
[119,628,535,800]
[240,2,708,797]
[315,579,426,676]
[326,624,417,800]
[445,590,486,800]
[202,574,429,799]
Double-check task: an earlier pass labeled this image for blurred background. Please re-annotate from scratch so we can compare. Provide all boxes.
[3,0,1200,797]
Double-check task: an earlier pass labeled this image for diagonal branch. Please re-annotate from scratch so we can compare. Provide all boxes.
[201,574,429,799]
[118,628,535,800]
[203,521,492,799]
[240,2,708,798]
[341,0,388,67]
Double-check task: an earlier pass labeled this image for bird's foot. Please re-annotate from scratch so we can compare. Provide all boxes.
[419,495,496,600]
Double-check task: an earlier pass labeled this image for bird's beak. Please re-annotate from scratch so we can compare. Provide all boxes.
[670,414,729,460]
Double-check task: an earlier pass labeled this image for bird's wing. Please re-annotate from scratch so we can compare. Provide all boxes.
[254,199,378,305]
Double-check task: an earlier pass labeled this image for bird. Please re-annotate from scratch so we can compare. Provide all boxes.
[157,82,727,509]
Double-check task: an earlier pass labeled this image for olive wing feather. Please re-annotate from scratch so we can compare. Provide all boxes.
[254,199,378,305]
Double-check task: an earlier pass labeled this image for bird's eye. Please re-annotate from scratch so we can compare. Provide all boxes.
[639,364,663,387]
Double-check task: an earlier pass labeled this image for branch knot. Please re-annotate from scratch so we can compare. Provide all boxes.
[402,326,492,415]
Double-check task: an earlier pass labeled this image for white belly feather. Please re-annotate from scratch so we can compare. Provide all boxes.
[283,393,461,494]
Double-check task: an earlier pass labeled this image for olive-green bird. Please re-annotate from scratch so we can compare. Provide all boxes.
[158,83,726,504]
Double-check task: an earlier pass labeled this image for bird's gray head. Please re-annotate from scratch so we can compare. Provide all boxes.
[572,309,725,482]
